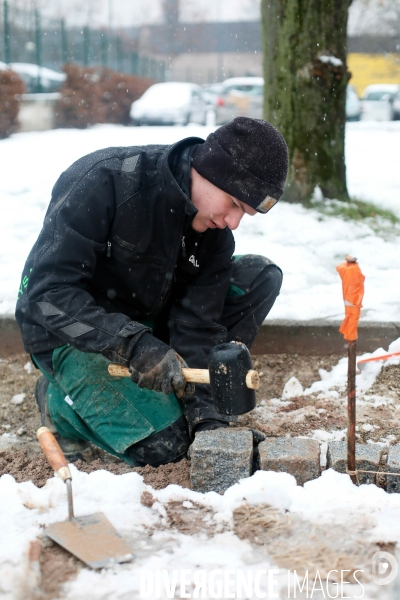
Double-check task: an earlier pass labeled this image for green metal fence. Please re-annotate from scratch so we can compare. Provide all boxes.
[0,1,165,91]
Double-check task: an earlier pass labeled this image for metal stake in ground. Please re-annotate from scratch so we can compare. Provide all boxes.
[347,339,357,483]
[336,255,365,485]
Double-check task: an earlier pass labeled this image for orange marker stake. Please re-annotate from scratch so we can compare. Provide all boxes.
[336,255,365,484]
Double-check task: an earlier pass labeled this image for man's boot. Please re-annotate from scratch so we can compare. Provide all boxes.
[34,375,90,462]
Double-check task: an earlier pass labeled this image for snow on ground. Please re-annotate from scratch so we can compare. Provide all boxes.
[2,459,400,598]
[2,460,400,599]
[304,337,400,398]
[0,121,399,320]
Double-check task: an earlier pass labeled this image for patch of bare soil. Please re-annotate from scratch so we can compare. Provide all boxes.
[369,363,400,397]
[75,457,192,489]
[39,538,82,600]
[164,500,216,535]
[140,491,223,536]
[0,353,40,441]
[1,351,399,484]
[135,459,191,489]
[232,503,396,585]
[240,353,400,444]
[0,449,53,486]
[0,449,191,490]
[253,353,345,401]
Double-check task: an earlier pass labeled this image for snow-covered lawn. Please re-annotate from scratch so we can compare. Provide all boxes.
[0,121,399,320]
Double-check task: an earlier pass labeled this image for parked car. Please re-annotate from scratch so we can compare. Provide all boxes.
[361,84,399,121]
[214,77,264,125]
[201,82,224,107]
[346,84,361,121]
[393,87,400,120]
[9,63,65,93]
[130,82,208,126]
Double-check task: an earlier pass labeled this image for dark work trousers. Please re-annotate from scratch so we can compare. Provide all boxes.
[128,255,282,467]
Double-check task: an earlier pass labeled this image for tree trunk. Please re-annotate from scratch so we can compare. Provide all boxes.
[261,0,352,203]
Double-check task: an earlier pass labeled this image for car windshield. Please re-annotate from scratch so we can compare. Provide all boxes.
[364,91,395,101]
[224,85,263,96]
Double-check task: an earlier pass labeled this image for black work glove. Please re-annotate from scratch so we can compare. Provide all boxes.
[129,332,194,397]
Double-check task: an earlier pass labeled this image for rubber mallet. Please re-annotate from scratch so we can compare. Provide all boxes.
[108,341,259,415]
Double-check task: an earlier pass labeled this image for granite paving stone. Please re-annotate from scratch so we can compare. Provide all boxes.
[326,441,385,485]
[258,438,320,486]
[190,429,253,494]
[387,443,400,493]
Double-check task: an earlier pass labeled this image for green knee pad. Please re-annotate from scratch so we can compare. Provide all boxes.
[34,345,184,464]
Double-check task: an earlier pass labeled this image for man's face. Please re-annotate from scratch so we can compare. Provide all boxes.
[190,168,257,233]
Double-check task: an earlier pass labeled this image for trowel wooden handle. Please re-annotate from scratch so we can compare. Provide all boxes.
[107,364,260,390]
[37,427,72,482]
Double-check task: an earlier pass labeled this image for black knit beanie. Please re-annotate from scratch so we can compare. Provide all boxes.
[192,117,288,213]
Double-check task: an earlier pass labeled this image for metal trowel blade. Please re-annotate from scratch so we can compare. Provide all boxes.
[45,512,134,569]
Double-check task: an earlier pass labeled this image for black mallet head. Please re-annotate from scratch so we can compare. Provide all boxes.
[208,341,258,415]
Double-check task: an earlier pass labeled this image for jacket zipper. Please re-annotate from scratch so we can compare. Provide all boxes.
[106,222,185,312]
[153,215,186,313]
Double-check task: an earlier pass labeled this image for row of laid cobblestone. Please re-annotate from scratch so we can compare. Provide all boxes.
[189,430,400,494]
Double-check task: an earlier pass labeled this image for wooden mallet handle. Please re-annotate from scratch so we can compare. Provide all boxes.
[37,426,72,482]
[107,364,260,390]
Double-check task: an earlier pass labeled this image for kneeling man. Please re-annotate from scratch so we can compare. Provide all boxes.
[16,117,288,465]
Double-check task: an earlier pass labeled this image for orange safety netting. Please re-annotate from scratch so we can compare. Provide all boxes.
[336,258,365,341]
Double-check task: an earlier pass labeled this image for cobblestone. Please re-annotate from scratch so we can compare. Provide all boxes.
[190,429,253,494]
[258,437,320,486]
[387,443,400,494]
[326,441,384,485]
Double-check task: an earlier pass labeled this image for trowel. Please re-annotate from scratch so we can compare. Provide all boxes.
[37,426,134,569]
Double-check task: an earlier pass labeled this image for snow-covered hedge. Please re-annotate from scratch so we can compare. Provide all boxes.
[0,68,25,139]
[55,64,154,129]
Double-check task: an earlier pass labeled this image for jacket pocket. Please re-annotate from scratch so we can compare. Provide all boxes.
[71,380,155,453]
[111,235,163,264]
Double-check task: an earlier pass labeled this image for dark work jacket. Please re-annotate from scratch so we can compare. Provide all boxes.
[15,137,235,371]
